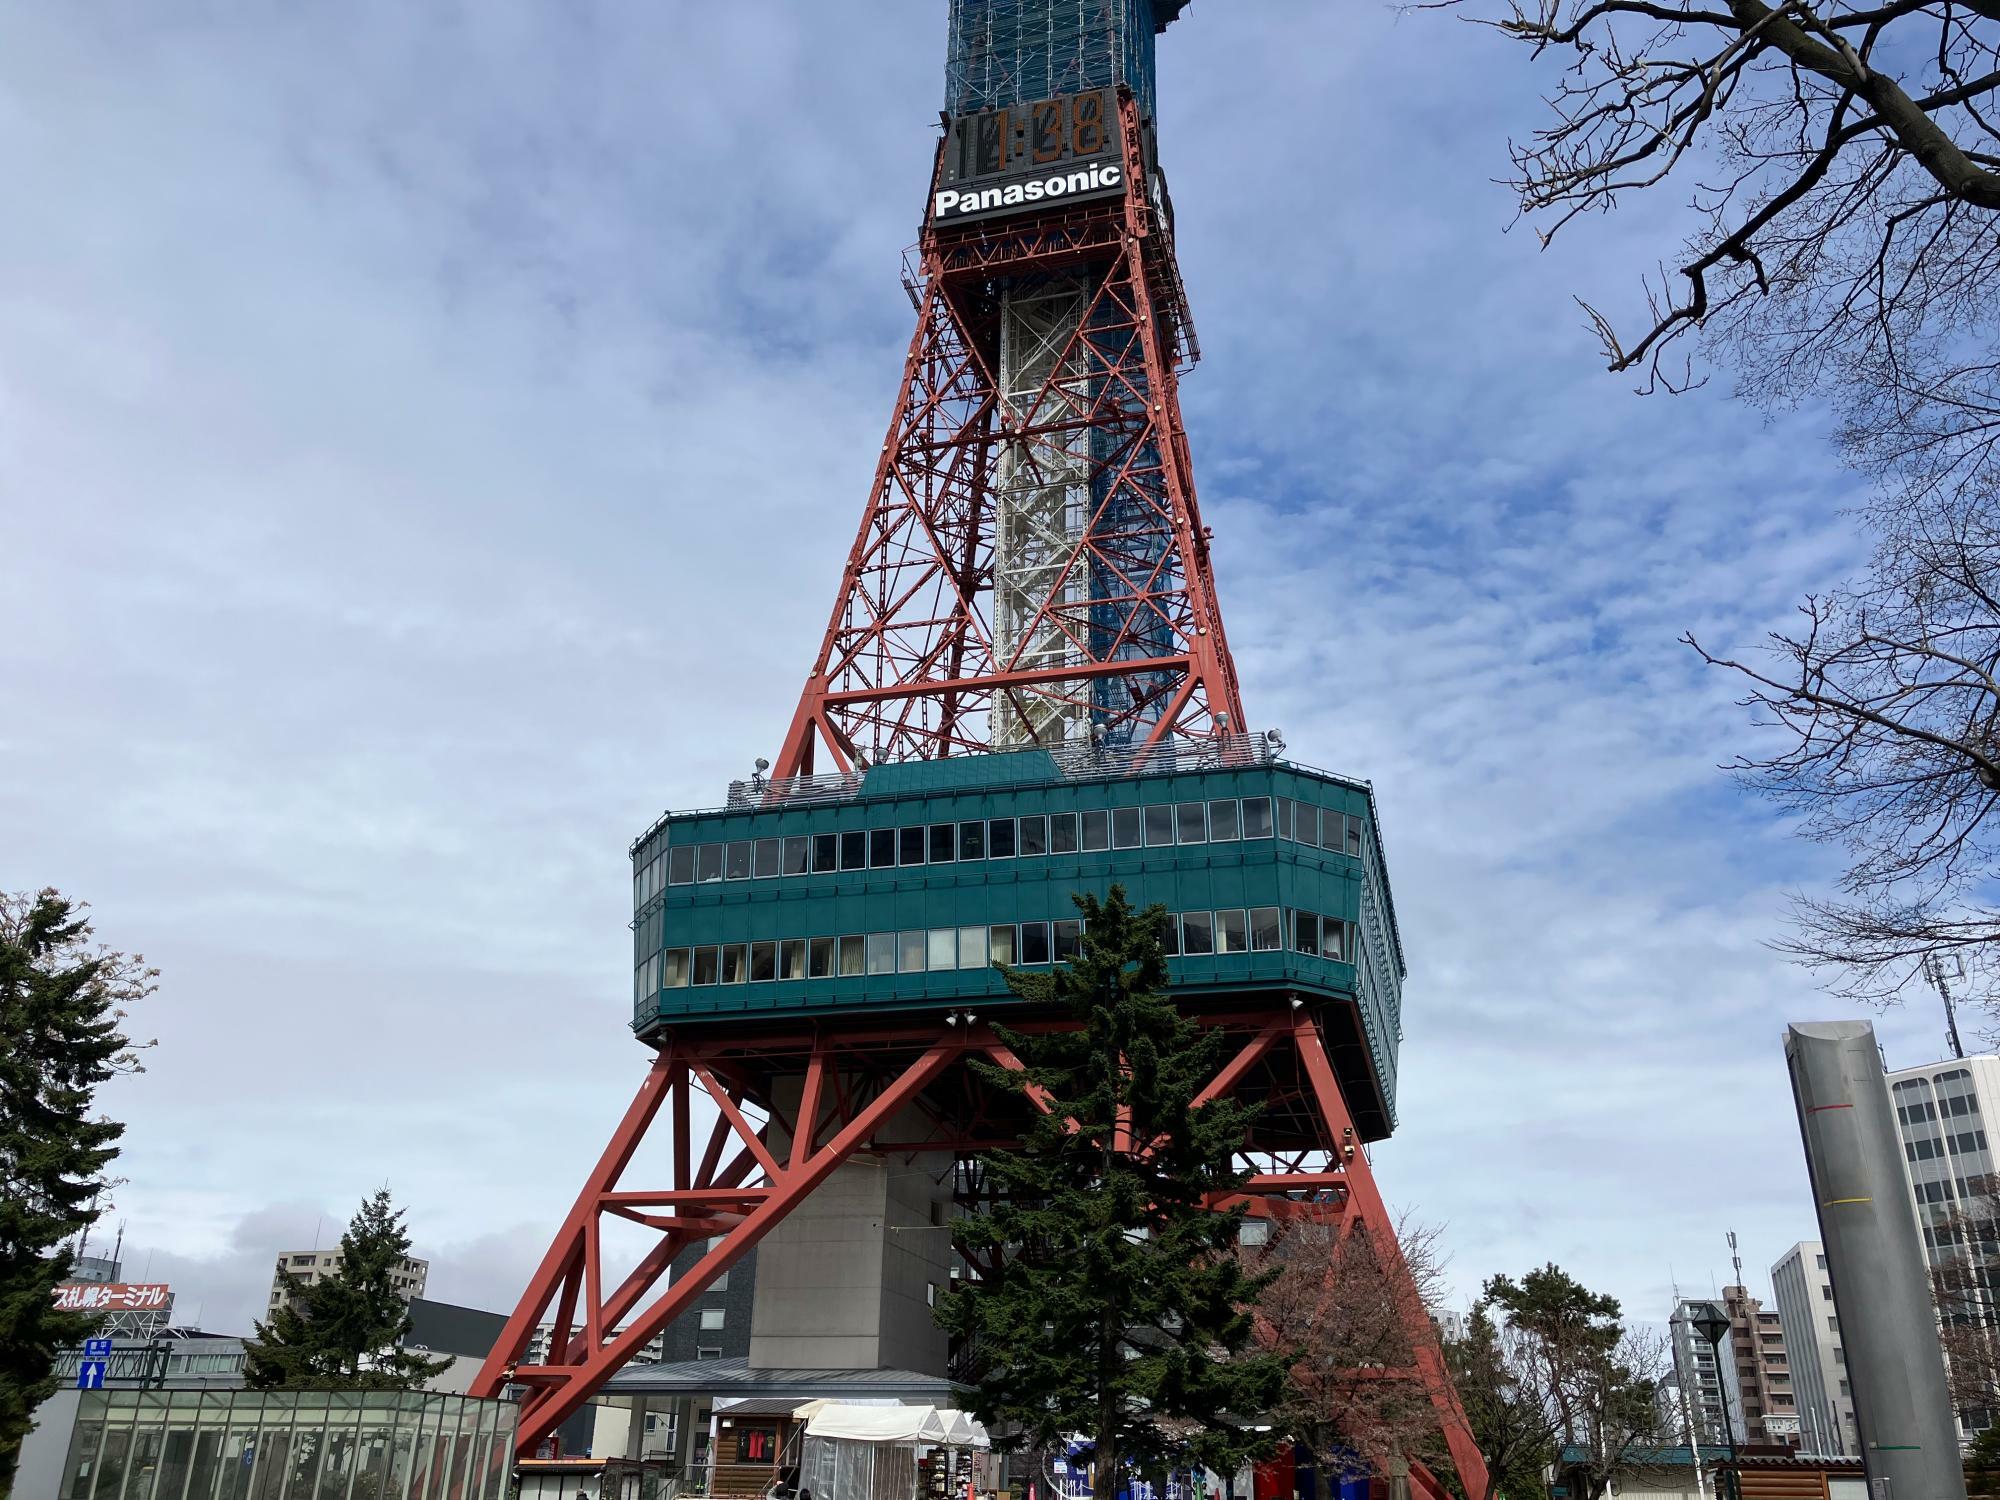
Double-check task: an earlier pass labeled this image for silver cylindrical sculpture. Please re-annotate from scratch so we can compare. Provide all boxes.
[1786,1020,1965,1499]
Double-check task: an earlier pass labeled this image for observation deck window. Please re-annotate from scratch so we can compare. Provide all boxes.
[722,945,749,984]
[1216,910,1248,954]
[899,931,928,973]
[1175,802,1206,843]
[866,933,896,975]
[1081,809,1110,851]
[1144,805,1176,846]
[989,925,1017,965]
[1181,911,1214,955]
[1208,801,1240,841]
[755,839,782,879]
[930,824,957,863]
[839,936,865,977]
[929,928,958,970]
[751,943,777,982]
[726,841,753,880]
[781,940,807,981]
[1112,807,1143,848]
[1345,819,1363,856]
[784,837,810,876]
[841,831,867,871]
[810,937,836,979]
[694,947,719,985]
[1294,912,1319,956]
[989,818,1017,858]
[959,926,989,968]
[1019,814,1049,856]
[665,950,691,988]
[1249,906,1283,951]
[813,834,839,873]
[1292,801,1319,847]
[1053,920,1083,961]
[1242,797,1274,839]
[1050,812,1079,853]
[1021,921,1052,964]
[671,847,696,886]
[699,845,724,884]
[900,826,927,866]
[959,820,987,860]
[870,828,897,868]
[1159,914,1181,955]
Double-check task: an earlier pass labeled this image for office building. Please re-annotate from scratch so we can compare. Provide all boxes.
[1886,1052,2000,1440]
[1723,1283,1800,1445]
[1667,1298,1732,1447]
[1771,1241,1856,1455]
[267,1246,427,1316]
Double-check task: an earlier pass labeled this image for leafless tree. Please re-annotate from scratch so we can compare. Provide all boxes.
[1683,502,1999,1009]
[1424,1,2000,1010]
[1242,1215,1465,1485]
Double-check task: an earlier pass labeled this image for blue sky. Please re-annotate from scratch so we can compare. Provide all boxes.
[0,3,1954,1337]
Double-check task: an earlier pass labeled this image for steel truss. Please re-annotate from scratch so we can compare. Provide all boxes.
[470,1009,1488,1497]
[774,92,1243,777]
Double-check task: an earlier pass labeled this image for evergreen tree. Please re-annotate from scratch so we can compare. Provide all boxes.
[245,1190,450,1390]
[937,887,1285,1490]
[0,890,152,1500]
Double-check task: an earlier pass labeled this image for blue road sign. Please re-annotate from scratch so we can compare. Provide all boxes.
[83,1338,113,1358]
[76,1361,106,1391]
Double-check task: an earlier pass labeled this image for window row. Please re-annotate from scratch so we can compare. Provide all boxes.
[633,794,1368,907]
[634,907,1356,997]
[1907,1130,1991,1163]
[1898,1093,1983,1125]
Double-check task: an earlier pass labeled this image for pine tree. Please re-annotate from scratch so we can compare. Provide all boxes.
[244,1190,451,1390]
[0,890,152,1500]
[937,886,1285,1490]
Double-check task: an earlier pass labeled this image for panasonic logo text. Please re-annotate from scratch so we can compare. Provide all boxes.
[934,162,1123,221]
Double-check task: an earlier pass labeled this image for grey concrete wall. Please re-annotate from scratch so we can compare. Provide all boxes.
[748,1075,954,1373]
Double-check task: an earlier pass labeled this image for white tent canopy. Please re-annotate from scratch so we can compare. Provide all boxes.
[800,1404,971,1445]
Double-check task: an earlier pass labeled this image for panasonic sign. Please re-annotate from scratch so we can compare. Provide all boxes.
[932,161,1124,224]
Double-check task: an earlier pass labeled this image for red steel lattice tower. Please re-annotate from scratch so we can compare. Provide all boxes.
[475,10,1489,1497]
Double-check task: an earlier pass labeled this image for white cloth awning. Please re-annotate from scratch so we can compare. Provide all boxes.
[803,1405,953,1444]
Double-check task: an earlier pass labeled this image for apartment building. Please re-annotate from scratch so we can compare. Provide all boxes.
[1667,1298,1732,1447]
[1771,1241,1856,1456]
[1723,1283,1800,1445]
[267,1248,428,1316]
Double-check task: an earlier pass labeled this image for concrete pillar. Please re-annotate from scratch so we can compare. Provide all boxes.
[1786,1020,1965,1500]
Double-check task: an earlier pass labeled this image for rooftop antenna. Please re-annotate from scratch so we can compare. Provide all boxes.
[1728,1229,1742,1291]
[111,1220,126,1277]
[1926,954,1967,1061]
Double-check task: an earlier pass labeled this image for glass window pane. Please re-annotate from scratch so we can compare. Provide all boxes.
[866,933,896,975]
[1049,812,1078,853]
[899,931,927,973]
[694,948,720,985]
[1209,800,1240,841]
[959,821,986,861]
[722,944,749,983]
[989,818,1017,858]
[1242,798,1273,839]
[1143,805,1176,846]
[726,841,753,879]
[900,826,927,866]
[1175,802,1206,844]
[1249,907,1283,951]
[1020,922,1052,964]
[781,940,806,980]
[1275,797,1293,841]
[1181,911,1214,956]
[929,824,957,863]
[1346,815,1365,857]
[1294,801,1319,847]
[670,847,697,885]
[1158,912,1181,956]
[665,950,692,988]
[783,837,810,876]
[750,942,777,981]
[813,833,839,873]
[1112,807,1143,848]
[840,830,868,870]
[958,926,988,969]
[1018,815,1048,856]
[839,935,866,977]
[1321,811,1343,852]
[698,844,724,883]
[1081,809,1110,851]
[870,828,897,868]
[1052,920,1083,961]
[754,839,781,878]
[989,925,1017,966]
[1216,910,1248,953]
[1320,918,1344,962]
[810,938,836,979]
[928,928,957,970]
[1293,912,1319,955]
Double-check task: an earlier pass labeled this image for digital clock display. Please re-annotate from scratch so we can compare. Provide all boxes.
[932,88,1127,226]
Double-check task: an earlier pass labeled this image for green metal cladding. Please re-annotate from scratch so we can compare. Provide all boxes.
[630,750,1406,1124]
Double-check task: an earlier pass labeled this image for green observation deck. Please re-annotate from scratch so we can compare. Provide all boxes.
[629,736,1408,1138]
